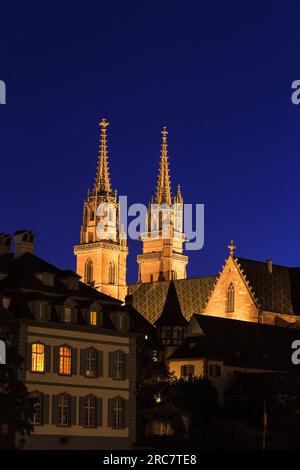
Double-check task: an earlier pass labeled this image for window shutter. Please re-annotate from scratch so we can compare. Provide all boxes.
[71,396,77,426]
[108,398,114,426]
[181,365,185,377]
[80,349,86,375]
[46,304,52,321]
[53,346,59,373]
[44,345,51,373]
[26,343,32,371]
[96,397,103,427]
[109,352,114,378]
[71,348,77,375]
[79,396,85,426]
[97,351,103,377]
[124,399,130,428]
[52,395,58,425]
[43,394,50,425]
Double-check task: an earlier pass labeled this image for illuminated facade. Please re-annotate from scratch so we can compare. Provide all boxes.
[74,119,128,301]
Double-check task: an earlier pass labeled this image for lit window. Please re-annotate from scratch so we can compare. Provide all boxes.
[86,349,97,377]
[32,393,42,425]
[58,394,69,426]
[85,395,96,427]
[59,346,72,375]
[181,364,194,378]
[64,307,72,323]
[114,351,124,379]
[226,283,235,313]
[89,311,97,326]
[31,343,45,372]
[113,397,124,428]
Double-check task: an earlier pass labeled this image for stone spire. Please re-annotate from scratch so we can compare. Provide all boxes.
[155,127,172,206]
[94,118,112,197]
[174,183,183,204]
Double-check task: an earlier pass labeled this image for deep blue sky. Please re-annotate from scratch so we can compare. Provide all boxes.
[1,1,300,283]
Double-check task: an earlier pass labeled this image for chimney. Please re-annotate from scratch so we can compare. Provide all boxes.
[0,234,11,255]
[13,230,35,257]
[266,259,273,274]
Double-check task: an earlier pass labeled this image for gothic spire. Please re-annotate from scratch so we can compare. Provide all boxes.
[155,127,172,206]
[175,183,183,204]
[94,118,112,196]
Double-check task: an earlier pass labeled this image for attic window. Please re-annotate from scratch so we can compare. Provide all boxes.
[36,272,54,287]
[226,283,235,313]
[61,277,79,290]
[63,307,72,323]
[34,303,47,321]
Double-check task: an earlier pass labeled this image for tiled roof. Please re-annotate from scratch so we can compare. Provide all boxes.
[235,257,300,314]
[155,281,189,327]
[128,276,216,323]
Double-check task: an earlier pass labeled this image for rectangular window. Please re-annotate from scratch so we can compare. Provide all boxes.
[59,346,72,375]
[63,307,72,323]
[85,395,96,427]
[113,398,124,428]
[31,343,45,372]
[58,395,69,426]
[86,349,97,377]
[181,364,194,378]
[114,351,124,379]
[35,303,45,321]
[89,311,97,326]
[32,394,42,425]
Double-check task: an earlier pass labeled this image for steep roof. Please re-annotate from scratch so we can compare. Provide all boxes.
[235,257,300,315]
[169,314,300,372]
[155,281,189,327]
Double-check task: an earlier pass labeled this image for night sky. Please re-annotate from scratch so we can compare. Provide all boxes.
[1,1,300,284]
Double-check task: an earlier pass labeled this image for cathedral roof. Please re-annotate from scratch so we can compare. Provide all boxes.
[234,257,300,315]
[155,281,189,327]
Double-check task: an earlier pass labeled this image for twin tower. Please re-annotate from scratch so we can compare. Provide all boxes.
[74,119,188,301]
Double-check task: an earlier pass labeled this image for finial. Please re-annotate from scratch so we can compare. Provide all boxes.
[228,240,236,256]
[161,126,168,141]
[99,118,109,129]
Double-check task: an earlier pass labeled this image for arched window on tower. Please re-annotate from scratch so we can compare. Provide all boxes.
[109,261,116,285]
[226,283,235,313]
[85,259,94,285]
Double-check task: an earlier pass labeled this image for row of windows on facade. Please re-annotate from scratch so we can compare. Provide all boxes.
[33,304,128,331]
[85,259,117,285]
[84,207,115,225]
[32,393,128,429]
[29,343,127,380]
[180,364,221,378]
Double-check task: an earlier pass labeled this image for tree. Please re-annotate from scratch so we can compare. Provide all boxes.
[0,309,34,449]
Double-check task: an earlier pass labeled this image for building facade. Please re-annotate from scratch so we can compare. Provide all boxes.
[0,230,136,450]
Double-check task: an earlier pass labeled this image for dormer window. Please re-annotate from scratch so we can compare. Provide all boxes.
[34,303,46,321]
[63,307,72,323]
[36,272,54,287]
[89,311,97,326]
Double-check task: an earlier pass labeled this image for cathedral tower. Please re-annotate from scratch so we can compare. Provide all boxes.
[137,127,188,283]
[74,119,128,300]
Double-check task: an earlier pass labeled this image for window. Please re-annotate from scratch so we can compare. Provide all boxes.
[147,421,173,436]
[89,210,94,221]
[160,326,185,346]
[63,307,72,323]
[31,343,45,372]
[89,311,97,326]
[209,364,221,378]
[85,259,93,284]
[181,364,194,378]
[226,283,235,313]
[86,349,97,377]
[171,270,177,280]
[58,394,70,426]
[88,233,94,243]
[113,397,124,428]
[109,261,116,285]
[35,303,45,321]
[85,395,96,427]
[32,393,42,425]
[114,351,124,379]
[59,346,72,375]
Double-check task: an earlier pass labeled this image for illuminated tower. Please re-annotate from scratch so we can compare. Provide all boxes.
[137,127,188,283]
[74,119,128,300]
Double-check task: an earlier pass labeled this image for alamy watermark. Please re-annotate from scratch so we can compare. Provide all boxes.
[95,197,205,251]
[0,340,6,364]
[0,80,6,104]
